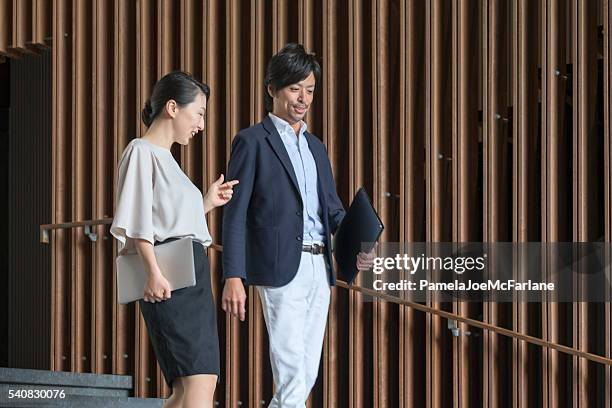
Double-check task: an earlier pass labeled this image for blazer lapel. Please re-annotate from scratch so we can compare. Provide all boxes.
[262,116,301,195]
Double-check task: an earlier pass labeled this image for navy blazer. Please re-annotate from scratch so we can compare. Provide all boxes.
[222,116,346,287]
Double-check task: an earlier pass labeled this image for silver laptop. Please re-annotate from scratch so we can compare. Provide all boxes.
[116,237,196,304]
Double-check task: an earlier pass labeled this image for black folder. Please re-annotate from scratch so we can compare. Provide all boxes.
[333,188,384,284]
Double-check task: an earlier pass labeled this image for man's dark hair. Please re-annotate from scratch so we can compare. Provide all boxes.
[264,43,321,112]
[141,71,210,127]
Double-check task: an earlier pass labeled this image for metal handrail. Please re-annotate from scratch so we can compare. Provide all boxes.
[39,218,112,243]
[208,245,612,367]
[332,280,612,366]
[39,219,612,367]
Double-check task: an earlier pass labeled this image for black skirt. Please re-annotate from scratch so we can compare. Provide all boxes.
[139,239,220,387]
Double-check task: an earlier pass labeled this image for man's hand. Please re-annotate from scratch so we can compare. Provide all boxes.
[356,243,378,271]
[221,277,247,321]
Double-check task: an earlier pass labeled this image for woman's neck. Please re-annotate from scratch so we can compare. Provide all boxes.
[142,121,174,150]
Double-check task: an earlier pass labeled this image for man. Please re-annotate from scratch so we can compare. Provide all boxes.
[221,43,371,407]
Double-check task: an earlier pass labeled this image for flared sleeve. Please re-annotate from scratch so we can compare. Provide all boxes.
[110,142,155,254]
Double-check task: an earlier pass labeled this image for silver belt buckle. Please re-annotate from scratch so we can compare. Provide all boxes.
[312,243,322,255]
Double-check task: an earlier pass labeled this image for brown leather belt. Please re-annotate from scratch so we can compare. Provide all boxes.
[302,243,326,255]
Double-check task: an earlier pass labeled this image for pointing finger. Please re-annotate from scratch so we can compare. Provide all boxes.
[219,180,239,189]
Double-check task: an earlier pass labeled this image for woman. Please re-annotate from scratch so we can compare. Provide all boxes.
[111,71,237,408]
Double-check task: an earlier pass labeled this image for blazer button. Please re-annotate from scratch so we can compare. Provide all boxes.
[296,211,302,216]
[296,236,302,241]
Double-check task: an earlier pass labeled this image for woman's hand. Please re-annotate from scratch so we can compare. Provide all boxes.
[143,267,172,303]
[134,239,171,303]
[204,174,239,212]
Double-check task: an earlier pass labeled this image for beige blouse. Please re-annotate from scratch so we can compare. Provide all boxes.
[110,138,212,255]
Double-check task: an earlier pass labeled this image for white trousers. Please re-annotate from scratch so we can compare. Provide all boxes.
[257,251,331,408]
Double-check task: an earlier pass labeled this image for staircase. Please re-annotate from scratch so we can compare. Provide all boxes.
[0,367,164,407]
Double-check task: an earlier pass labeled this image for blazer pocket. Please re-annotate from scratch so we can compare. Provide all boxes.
[246,226,278,277]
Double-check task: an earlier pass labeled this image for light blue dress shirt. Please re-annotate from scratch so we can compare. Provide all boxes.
[269,113,326,244]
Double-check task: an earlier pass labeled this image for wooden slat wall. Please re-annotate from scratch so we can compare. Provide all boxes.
[2,0,612,406]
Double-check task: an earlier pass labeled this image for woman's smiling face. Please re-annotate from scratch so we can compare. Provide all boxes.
[172,92,207,145]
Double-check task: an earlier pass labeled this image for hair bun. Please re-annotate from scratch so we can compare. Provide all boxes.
[141,100,154,127]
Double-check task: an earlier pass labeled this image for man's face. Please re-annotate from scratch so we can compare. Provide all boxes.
[269,72,316,125]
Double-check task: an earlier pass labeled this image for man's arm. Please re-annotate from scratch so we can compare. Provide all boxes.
[221,133,255,321]
[222,133,256,280]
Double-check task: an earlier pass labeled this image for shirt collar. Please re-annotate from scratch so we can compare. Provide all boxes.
[268,113,308,140]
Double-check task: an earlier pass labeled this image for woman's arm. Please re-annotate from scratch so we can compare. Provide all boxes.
[134,238,172,303]
[204,174,239,214]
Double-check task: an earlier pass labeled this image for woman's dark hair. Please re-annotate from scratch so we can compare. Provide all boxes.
[141,71,210,127]
[264,43,321,112]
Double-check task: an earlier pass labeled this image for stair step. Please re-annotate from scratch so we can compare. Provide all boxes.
[0,394,164,407]
[0,367,132,393]
[0,367,163,406]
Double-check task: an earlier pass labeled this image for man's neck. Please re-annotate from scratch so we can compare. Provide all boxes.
[271,112,302,136]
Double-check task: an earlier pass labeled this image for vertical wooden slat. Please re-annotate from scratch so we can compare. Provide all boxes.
[605,1,612,406]
[250,0,266,126]
[425,1,435,406]
[452,1,481,408]
[51,0,71,374]
[32,0,51,46]
[298,0,323,136]
[322,1,351,406]
[179,0,196,179]
[157,0,174,77]
[366,0,384,408]
[512,0,541,406]
[371,6,381,408]
[111,0,136,378]
[91,0,113,376]
[572,1,601,407]
[542,0,572,407]
[399,1,426,407]
[12,0,32,53]
[426,1,453,407]
[377,0,402,406]
[155,1,177,396]
[91,0,101,376]
[225,0,245,406]
[71,0,92,375]
[0,0,12,55]
[272,0,286,52]
[348,0,373,406]
[482,3,490,404]
[135,0,156,397]
[484,0,513,407]
[248,1,270,407]
[201,1,228,405]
